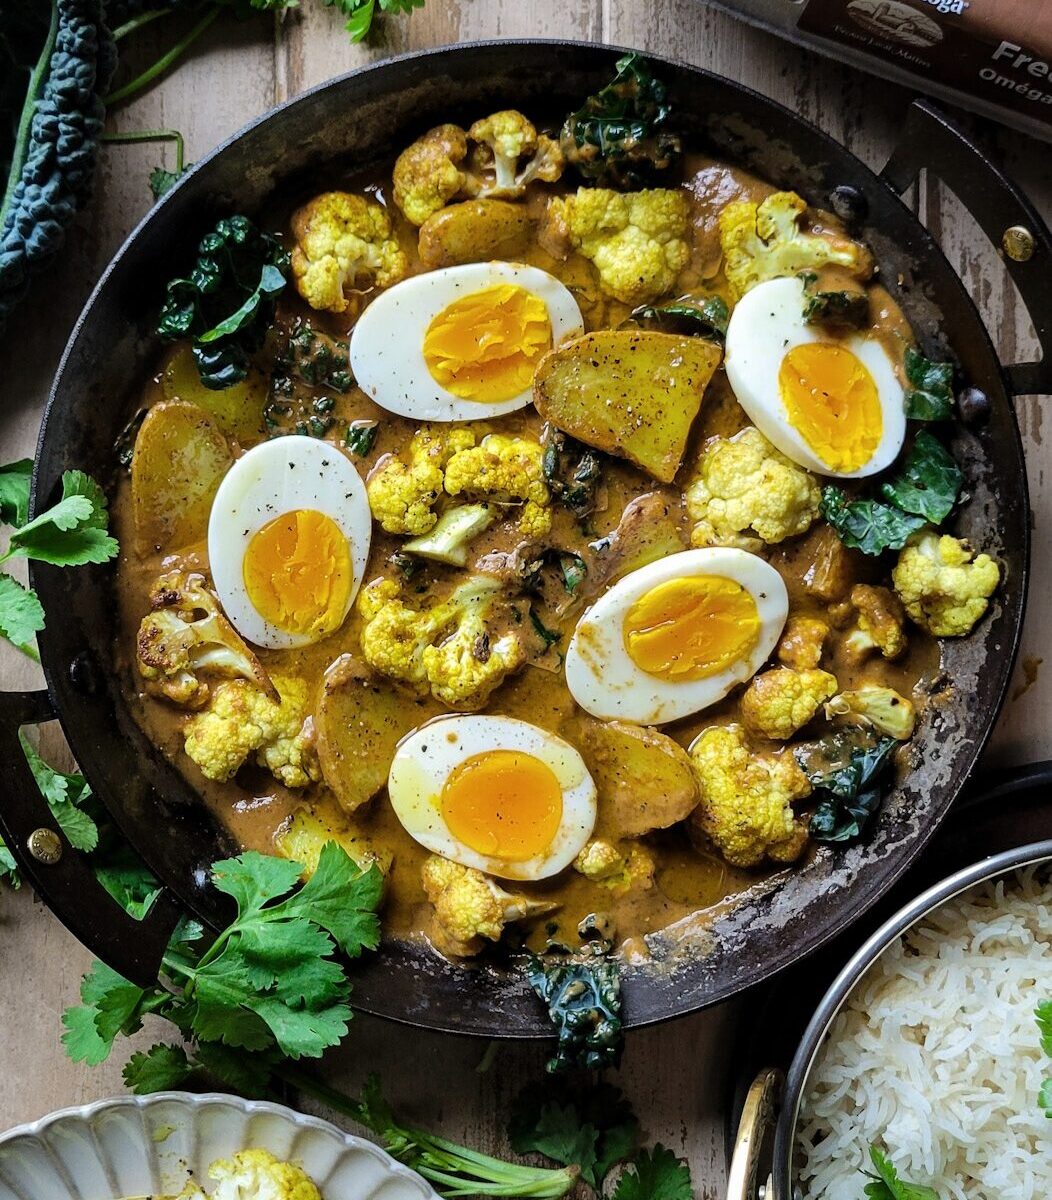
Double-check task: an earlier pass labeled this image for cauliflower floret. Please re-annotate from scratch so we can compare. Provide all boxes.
[421,855,557,956]
[892,532,1001,637]
[183,674,320,787]
[844,583,908,661]
[358,575,527,710]
[686,427,821,549]
[574,840,655,895]
[689,724,811,868]
[718,190,873,301]
[207,1148,321,1200]
[290,192,408,314]
[444,433,552,536]
[740,667,838,740]
[545,187,691,306]
[367,426,477,535]
[393,124,473,226]
[827,685,916,741]
[136,571,276,710]
[777,616,829,671]
[468,110,564,197]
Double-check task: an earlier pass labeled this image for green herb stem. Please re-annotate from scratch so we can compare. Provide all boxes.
[104,5,223,108]
[101,129,185,174]
[111,7,177,42]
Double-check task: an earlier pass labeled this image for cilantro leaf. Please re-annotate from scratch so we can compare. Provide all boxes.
[211,850,304,912]
[283,845,383,957]
[0,459,32,526]
[246,993,353,1059]
[1036,998,1052,1056]
[62,960,149,1065]
[94,849,163,920]
[0,838,19,888]
[820,486,925,556]
[18,732,98,852]
[1040,1078,1052,1119]
[0,571,44,649]
[123,1043,193,1094]
[612,1145,693,1200]
[323,0,425,41]
[3,470,117,566]
[904,346,954,421]
[880,432,962,524]
[192,1042,281,1098]
[864,1146,939,1200]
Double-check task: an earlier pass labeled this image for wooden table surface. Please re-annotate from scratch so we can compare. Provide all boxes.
[2,2,1051,1194]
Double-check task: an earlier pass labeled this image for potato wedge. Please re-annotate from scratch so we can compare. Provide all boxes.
[570,717,700,838]
[418,199,533,269]
[591,491,688,588]
[276,806,392,880]
[131,400,232,552]
[162,343,267,444]
[534,330,721,483]
[316,654,439,813]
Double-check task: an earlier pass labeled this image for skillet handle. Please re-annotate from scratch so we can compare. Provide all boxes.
[880,99,1052,397]
[726,1068,782,1200]
[0,687,181,988]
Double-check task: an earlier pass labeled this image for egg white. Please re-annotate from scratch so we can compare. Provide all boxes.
[207,436,371,650]
[348,262,584,422]
[387,714,597,881]
[724,276,906,479]
[564,548,789,725]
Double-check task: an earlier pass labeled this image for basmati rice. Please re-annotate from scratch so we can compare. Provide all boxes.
[796,865,1052,1200]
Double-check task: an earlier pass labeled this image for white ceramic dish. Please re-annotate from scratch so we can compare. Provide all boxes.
[0,1091,438,1200]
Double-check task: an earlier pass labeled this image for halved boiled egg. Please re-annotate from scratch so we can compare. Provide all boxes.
[388,715,597,881]
[724,276,906,478]
[349,262,584,422]
[208,436,371,649]
[564,548,788,725]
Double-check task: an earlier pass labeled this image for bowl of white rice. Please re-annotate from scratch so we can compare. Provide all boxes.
[729,839,1052,1200]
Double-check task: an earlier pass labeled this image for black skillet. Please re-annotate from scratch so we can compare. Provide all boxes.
[0,42,1048,1037]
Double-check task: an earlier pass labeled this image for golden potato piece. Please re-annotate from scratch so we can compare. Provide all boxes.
[131,400,232,552]
[162,344,266,444]
[276,807,392,880]
[592,491,688,587]
[316,654,439,814]
[570,717,700,838]
[418,199,533,269]
[533,330,721,483]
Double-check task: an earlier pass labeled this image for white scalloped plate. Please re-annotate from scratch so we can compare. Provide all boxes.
[0,1092,438,1200]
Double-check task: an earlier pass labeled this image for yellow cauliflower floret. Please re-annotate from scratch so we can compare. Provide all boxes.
[741,667,838,740]
[690,723,812,868]
[183,675,319,787]
[367,427,477,535]
[421,855,556,956]
[845,583,908,660]
[574,840,655,895]
[207,1148,321,1200]
[686,427,821,549]
[546,186,691,306]
[892,532,1000,637]
[444,433,551,536]
[290,191,408,313]
[777,616,829,671]
[357,575,527,710]
[393,124,472,226]
[718,190,873,301]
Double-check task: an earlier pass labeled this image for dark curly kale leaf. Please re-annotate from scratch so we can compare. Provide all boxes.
[879,431,962,524]
[904,345,954,421]
[0,0,115,332]
[158,215,289,389]
[632,293,729,341]
[541,424,603,523]
[820,486,926,557]
[796,726,897,844]
[800,271,869,330]
[528,949,623,1073]
[560,53,681,190]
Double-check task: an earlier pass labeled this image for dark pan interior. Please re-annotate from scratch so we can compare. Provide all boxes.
[31,42,1028,1036]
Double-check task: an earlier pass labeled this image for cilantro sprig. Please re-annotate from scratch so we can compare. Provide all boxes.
[1037,999,1052,1118]
[0,462,118,658]
[863,1145,938,1200]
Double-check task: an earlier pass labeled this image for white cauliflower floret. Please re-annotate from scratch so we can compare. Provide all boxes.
[136,570,276,709]
[290,191,407,313]
[206,1148,321,1200]
[892,532,1000,637]
[686,427,821,549]
[468,110,564,196]
[740,667,838,740]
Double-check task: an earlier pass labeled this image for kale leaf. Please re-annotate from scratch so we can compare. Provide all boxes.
[157,215,290,390]
[560,53,681,190]
[527,950,623,1073]
[542,425,603,522]
[632,294,729,341]
[796,727,897,843]
[880,431,961,523]
[800,272,869,330]
[904,346,954,422]
[819,486,925,556]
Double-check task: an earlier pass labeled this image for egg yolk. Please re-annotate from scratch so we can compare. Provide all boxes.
[440,749,563,862]
[423,284,552,403]
[778,342,883,472]
[622,575,760,681]
[243,509,352,638]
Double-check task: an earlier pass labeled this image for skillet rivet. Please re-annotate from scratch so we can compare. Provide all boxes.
[829,184,868,224]
[1002,225,1035,262]
[27,828,62,865]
